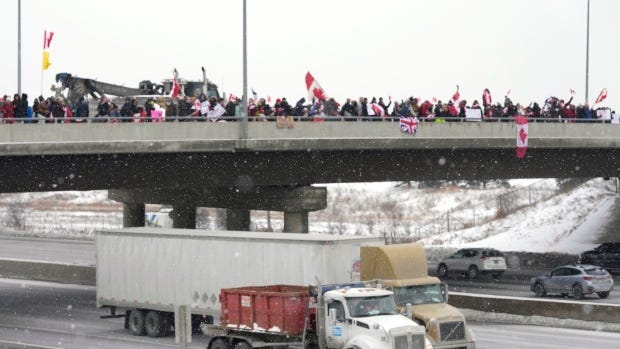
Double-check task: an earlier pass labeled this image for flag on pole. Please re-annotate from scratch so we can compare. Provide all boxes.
[595,88,608,104]
[251,88,258,100]
[452,85,460,102]
[483,88,492,106]
[515,115,528,159]
[42,51,51,70]
[171,77,180,99]
[43,30,54,49]
[42,30,54,71]
[305,71,327,101]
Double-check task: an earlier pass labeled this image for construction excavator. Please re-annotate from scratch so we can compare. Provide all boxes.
[54,67,220,107]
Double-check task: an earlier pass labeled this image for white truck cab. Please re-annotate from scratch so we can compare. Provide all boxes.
[319,286,429,349]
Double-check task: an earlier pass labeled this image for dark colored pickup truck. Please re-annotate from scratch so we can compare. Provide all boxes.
[580,243,620,275]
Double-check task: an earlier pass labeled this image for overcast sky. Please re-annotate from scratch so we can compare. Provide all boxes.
[1,0,619,111]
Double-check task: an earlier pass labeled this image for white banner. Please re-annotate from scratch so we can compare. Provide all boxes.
[465,107,482,121]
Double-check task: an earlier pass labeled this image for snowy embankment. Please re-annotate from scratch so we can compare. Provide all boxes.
[0,178,617,255]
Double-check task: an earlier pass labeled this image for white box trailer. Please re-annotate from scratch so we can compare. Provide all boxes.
[96,227,384,325]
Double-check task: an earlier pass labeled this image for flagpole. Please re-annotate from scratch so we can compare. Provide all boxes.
[17,0,22,94]
[585,0,590,105]
[240,0,248,140]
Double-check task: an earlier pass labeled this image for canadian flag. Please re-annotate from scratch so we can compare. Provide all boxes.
[483,89,492,106]
[515,115,528,159]
[595,88,608,104]
[171,77,180,99]
[43,30,54,49]
[305,71,327,101]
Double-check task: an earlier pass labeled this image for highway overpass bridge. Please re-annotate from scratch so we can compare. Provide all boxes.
[1,120,620,232]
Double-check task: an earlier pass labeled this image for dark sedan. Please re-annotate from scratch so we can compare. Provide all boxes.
[530,265,614,299]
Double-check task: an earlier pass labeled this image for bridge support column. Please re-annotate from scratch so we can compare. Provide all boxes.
[283,211,309,234]
[170,205,196,229]
[226,209,251,231]
[122,203,145,227]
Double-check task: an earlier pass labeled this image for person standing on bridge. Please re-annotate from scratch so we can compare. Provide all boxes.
[95,96,110,122]
[74,96,89,123]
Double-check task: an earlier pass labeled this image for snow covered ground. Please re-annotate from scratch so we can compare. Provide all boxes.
[0,178,617,254]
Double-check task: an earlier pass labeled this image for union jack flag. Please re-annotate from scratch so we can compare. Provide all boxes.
[400,116,419,134]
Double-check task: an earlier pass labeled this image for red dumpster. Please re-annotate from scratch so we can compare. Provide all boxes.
[220,285,315,335]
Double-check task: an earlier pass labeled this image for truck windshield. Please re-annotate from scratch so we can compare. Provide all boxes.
[346,295,398,317]
[393,284,445,305]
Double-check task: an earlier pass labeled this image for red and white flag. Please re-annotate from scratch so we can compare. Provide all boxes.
[305,71,327,101]
[171,77,180,99]
[229,93,237,102]
[452,85,460,102]
[515,115,528,159]
[595,88,608,104]
[483,89,492,106]
[43,30,54,49]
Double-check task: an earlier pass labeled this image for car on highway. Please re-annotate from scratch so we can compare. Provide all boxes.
[437,247,507,279]
[579,242,620,275]
[530,264,614,299]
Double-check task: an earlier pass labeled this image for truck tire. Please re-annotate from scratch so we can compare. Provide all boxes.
[211,338,230,349]
[145,310,168,337]
[128,309,146,336]
[234,341,252,349]
[437,264,448,278]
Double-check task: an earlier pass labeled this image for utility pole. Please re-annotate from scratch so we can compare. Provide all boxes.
[240,0,249,140]
[17,0,22,94]
[585,0,590,105]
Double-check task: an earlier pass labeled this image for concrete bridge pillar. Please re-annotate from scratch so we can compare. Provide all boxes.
[170,205,196,229]
[122,203,145,227]
[226,209,251,231]
[283,211,309,234]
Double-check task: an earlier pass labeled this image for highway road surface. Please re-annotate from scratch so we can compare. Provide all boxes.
[1,278,619,349]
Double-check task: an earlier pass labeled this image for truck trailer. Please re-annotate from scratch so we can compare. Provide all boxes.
[95,227,384,337]
[360,243,475,349]
[202,283,428,349]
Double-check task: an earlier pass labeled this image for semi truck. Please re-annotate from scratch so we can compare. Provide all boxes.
[360,243,476,349]
[95,227,384,337]
[202,283,428,349]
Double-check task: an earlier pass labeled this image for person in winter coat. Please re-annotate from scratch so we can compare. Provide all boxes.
[75,96,90,122]
[96,96,110,122]
[11,94,23,122]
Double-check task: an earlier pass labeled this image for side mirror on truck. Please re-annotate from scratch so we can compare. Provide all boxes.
[440,283,448,302]
[405,303,413,318]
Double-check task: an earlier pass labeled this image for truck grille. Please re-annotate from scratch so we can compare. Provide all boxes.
[394,334,425,349]
[439,321,465,341]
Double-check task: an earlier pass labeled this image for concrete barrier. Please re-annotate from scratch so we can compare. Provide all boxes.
[0,259,95,286]
[449,291,620,324]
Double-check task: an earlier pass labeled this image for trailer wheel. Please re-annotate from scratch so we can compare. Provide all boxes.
[128,309,146,336]
[234,340,252,349]
[145,311,168,337]
[211,338,230,349]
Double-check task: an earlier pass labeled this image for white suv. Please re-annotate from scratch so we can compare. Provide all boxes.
[438,248,507,279]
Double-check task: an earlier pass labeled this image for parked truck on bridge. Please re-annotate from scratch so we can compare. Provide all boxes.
[95,227,384,337]
[360,243,476,349]
[202,283,428,349]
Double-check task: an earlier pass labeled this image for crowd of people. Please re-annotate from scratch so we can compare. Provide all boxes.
[1,90,615,124]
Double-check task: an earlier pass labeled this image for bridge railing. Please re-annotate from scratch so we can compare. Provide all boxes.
[0,115,616,124]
